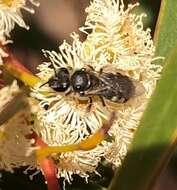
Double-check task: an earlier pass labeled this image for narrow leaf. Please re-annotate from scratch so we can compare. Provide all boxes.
[36,112,115,159]
[154,0,177,60]
[109,45,177,190]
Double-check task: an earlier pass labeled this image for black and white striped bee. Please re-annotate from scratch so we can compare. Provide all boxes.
[41,65,144,110]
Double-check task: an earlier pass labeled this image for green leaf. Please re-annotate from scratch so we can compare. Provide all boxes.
[0,92,28,126]
[108,1,177,190]
[108,43,177,190]
[154,0,177,61]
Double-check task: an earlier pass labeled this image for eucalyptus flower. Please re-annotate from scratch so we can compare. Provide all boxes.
[0,31,8,65]
[0,0,40,38]
[31,0,162,183]
[0,81,34,171]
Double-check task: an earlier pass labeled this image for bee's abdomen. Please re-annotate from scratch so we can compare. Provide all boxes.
[100,73,135,103]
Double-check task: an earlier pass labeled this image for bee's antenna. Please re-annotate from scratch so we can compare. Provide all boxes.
[39,81,49,88]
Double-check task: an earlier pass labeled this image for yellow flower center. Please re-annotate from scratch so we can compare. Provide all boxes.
[0,130,6,143]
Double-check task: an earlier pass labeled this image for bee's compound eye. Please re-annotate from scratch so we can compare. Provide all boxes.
[48,67,70,92]
[56,68,69,77]
[71,69,91,92]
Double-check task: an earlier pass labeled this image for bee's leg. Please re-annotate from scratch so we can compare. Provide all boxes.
[86,97,93,112]
[65,87,72,96]
[99,96,106,107]
[99,68,103,74]
[97,68,103,77]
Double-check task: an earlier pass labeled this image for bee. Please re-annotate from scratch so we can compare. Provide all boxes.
[41,66,144,110]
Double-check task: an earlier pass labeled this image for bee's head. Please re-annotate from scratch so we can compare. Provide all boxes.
[48,67,70,92]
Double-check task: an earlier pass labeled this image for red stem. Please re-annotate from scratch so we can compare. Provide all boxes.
[27,133,61,190]
[1,44,61,190]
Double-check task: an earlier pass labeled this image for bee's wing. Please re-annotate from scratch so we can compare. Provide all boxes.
[132,80,146,97]
[84,74,114,96]
[99,74,114,86]
[84,86,108,96]
[85,70,145,98]
[100,71,146,97]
